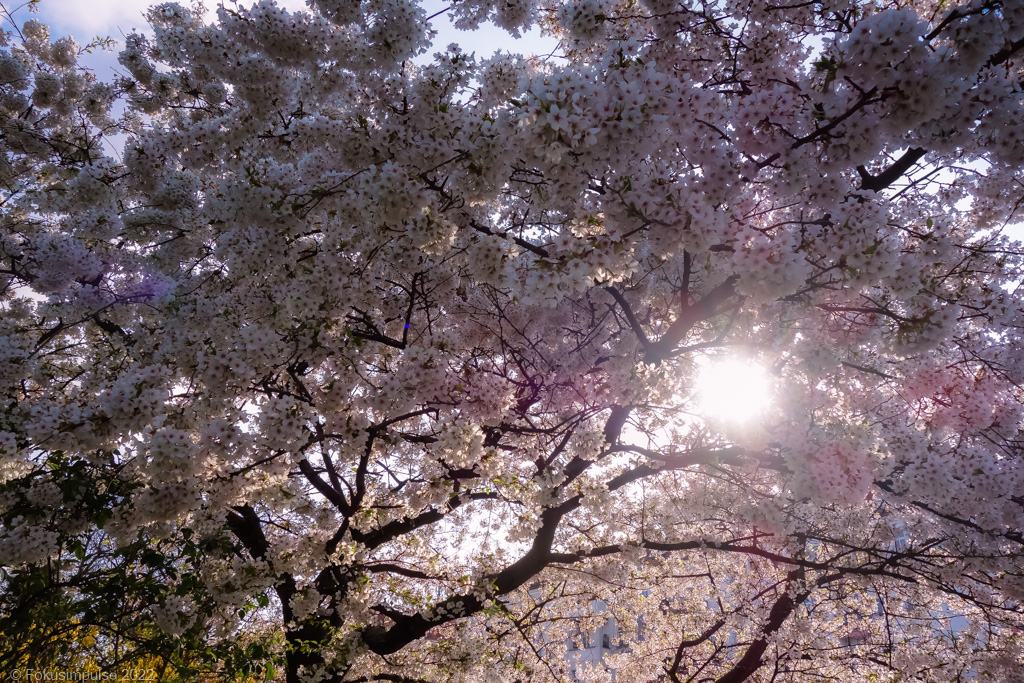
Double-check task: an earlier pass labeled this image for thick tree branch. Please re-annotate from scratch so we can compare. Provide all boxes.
[645,276,740,363]
[605,285,652,350]
[857,147,927,192]
[298,459,352,514]
[715,569,809,683]
[359,446,741,655]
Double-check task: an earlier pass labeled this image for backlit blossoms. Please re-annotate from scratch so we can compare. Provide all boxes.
[2,1,1024,681]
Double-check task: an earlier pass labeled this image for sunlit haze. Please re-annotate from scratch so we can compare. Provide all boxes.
[696,358,771,424]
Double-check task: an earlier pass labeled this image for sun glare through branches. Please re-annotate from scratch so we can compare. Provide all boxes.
[695,358,772,425]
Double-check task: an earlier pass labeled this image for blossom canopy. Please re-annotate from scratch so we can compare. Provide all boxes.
[2,0,1024,681]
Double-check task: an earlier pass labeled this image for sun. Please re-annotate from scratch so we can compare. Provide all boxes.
[695,357,772,424]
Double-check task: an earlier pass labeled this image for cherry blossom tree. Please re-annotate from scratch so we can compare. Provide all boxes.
[2,0,1024,680]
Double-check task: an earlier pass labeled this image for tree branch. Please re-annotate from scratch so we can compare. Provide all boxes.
[857,147,926,192]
